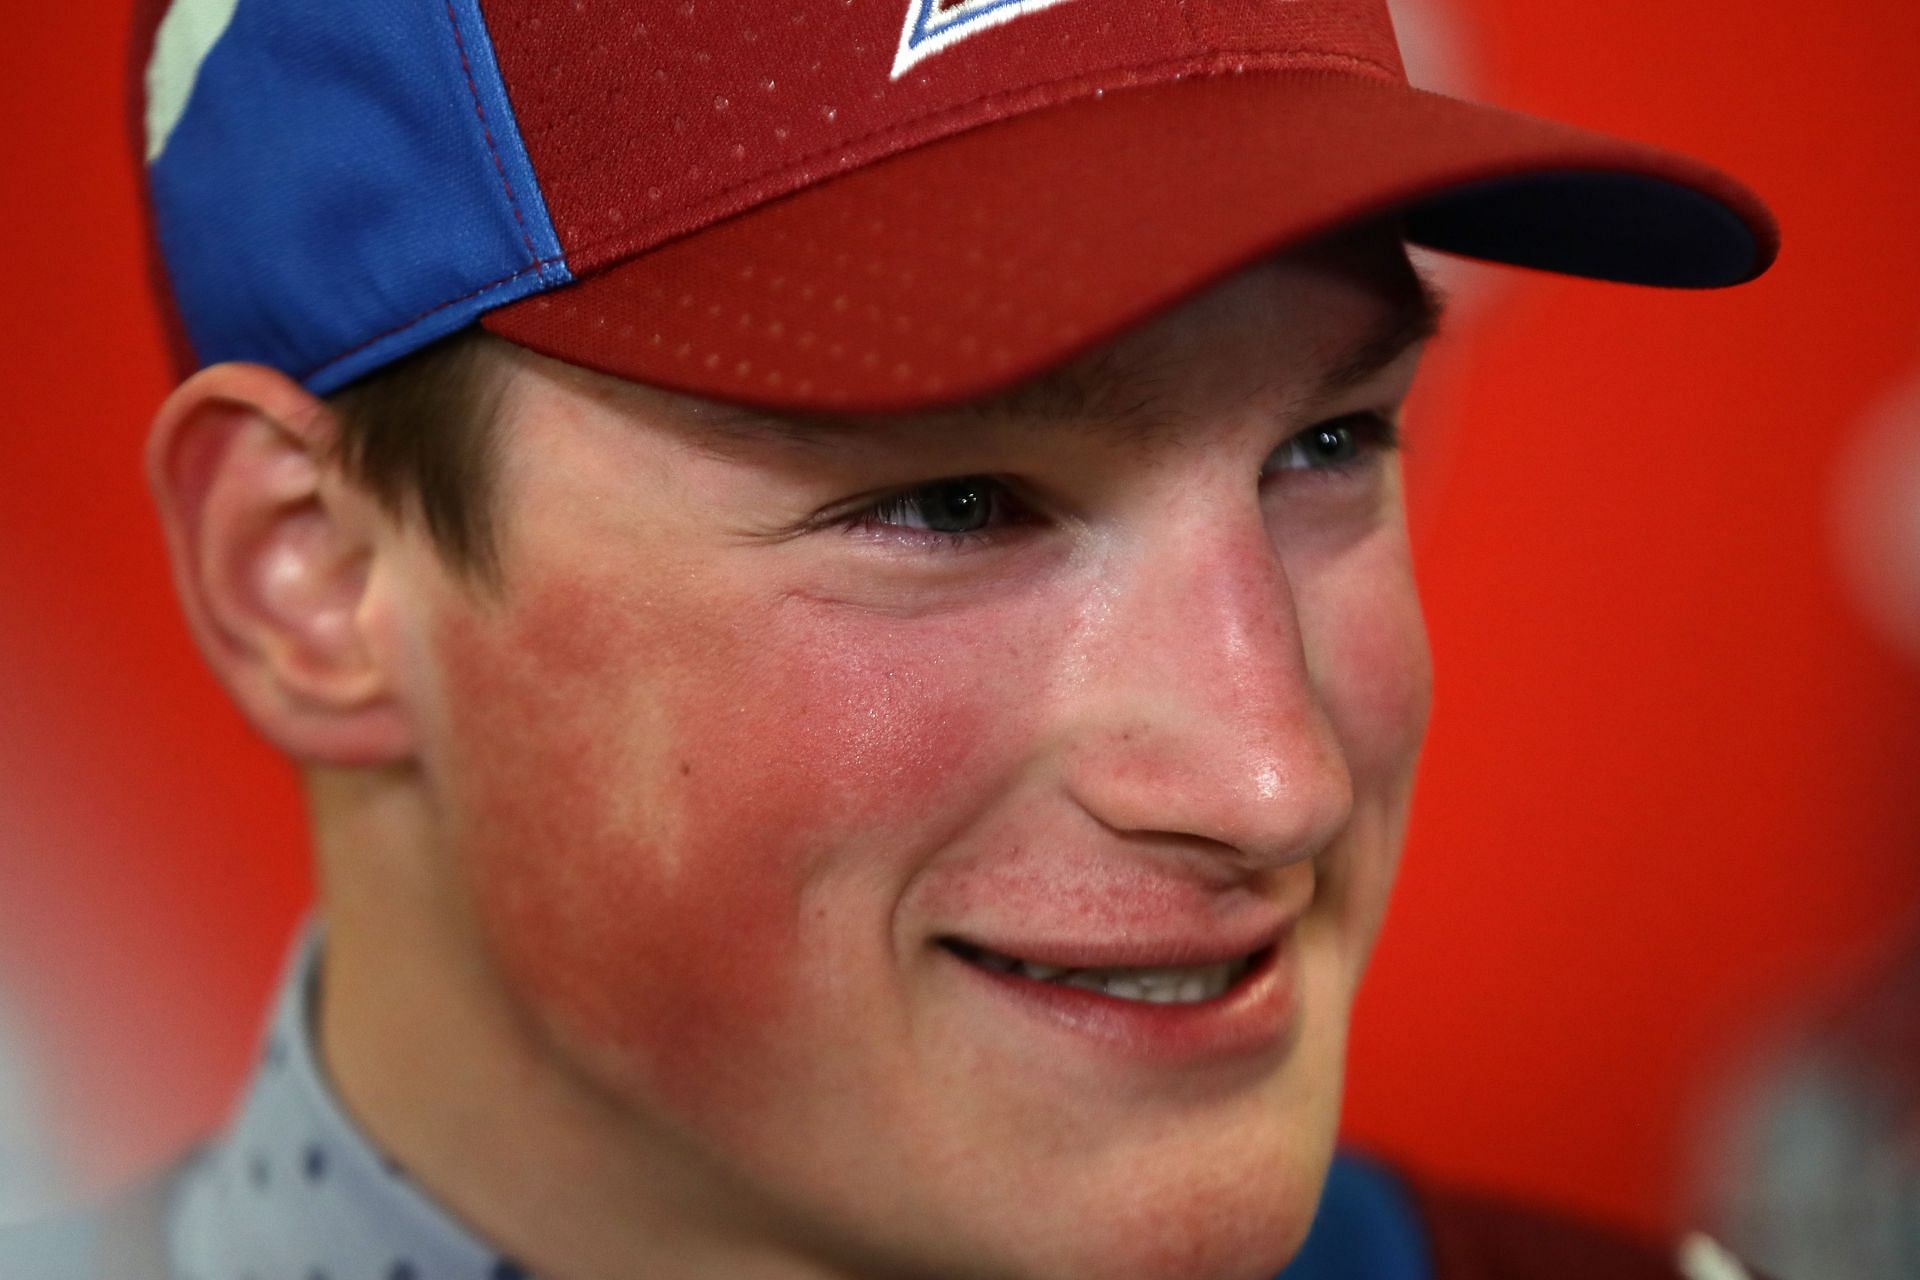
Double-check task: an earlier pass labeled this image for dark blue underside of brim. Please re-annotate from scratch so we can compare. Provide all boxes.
[1408,170,1769,289]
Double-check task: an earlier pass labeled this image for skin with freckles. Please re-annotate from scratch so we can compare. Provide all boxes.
[309,226,1436,1280]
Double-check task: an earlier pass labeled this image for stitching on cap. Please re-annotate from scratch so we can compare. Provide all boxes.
[297,254,565,384]
[443,0,543,268]
[563,46,1401,265]
[1176,0,1202,44]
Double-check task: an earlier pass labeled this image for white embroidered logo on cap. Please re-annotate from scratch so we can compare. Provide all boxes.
[145,0,243,162]
[1677,1233,1753,1280]
[892,0,1083,79]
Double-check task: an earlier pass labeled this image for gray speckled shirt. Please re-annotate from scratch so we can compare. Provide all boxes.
[168,927,531,1280]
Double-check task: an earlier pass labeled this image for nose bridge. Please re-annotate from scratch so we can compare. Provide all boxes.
[1063,508,1352,866]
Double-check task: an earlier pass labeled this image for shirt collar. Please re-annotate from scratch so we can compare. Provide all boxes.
[168,922,531,1280]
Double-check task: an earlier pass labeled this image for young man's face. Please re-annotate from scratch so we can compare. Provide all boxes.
[394,227,1434,1280]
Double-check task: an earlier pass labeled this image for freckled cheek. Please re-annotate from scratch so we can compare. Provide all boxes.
[1300,555,1428,951]
[1305,560,1432,785]
[429,585,1021,1119]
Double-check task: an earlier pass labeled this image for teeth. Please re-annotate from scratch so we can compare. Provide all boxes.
[989,954,1249,1004]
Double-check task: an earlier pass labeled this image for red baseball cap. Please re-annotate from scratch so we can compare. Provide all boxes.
[136,0,1776,409]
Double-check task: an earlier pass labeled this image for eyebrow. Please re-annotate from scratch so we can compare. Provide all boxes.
[690,266,1447,455]
[1310,269,1448,403]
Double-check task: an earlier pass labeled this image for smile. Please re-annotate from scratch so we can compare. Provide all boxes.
[943,939,1266,1004]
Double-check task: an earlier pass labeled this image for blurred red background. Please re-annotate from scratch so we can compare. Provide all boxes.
[3,0,1918,1245]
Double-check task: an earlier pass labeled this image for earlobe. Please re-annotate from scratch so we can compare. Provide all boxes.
[146,363,416,766]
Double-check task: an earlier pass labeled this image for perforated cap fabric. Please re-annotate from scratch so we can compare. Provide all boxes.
[132,0,1778,407]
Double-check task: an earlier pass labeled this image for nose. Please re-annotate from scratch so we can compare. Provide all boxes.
[1058,508,1353,872]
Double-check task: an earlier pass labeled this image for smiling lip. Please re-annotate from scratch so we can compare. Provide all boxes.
[939,921,1303,1064]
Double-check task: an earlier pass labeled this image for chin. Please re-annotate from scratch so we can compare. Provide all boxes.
[781,950,1358,1280]
[870,1080,1341,1280]
[977,1153,1328,1280]
[997,995,1348,1279]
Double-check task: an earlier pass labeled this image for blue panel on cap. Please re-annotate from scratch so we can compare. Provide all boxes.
[147,0,571,393]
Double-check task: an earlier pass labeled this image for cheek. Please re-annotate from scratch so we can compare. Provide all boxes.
[1298,541,1430,966]
[1307,550,1431,784]
[429,573,1016,1123]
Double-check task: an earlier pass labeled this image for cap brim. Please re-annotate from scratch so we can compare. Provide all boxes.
[482,68,1777,413]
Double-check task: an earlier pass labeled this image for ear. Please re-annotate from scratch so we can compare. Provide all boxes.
[146,363,415,766]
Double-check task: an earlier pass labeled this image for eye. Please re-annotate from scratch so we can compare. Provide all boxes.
[846,475,1020,544]
[1266,412,1398,476]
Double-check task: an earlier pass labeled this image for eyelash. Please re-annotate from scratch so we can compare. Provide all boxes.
[838,412,1399,550]
[1264,411,1400,478]
[840,477,1026,551]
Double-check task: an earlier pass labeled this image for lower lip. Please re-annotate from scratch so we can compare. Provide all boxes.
[944,935,1301,1065]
